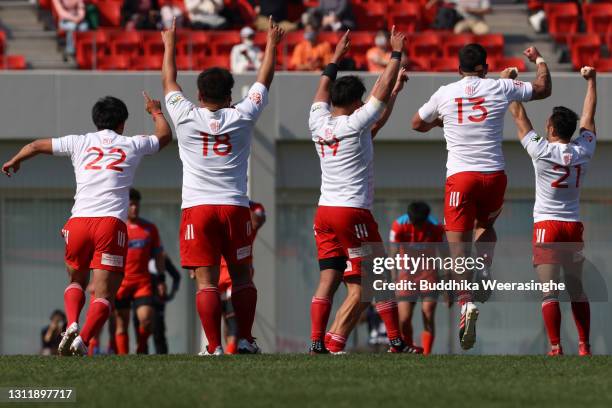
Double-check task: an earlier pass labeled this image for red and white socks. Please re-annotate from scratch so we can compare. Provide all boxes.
[196,287,222,353]
[64,283,85,326]
[231,282,258,343]
[310,296,332,342]
[80,298,112,346]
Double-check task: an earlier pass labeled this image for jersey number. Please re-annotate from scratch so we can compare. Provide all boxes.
[202,133,232,156]
[551,165,582,188]
[84,147,126,172]
[317,137,340,157]
[454,97,488,124]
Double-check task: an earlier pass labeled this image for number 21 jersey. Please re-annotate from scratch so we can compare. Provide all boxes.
[165,82,268,209]
[418,76,533,177]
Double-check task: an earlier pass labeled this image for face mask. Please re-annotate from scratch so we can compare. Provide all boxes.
[375,37,387,47]
[243,38,254,46]
[304,32,316,42]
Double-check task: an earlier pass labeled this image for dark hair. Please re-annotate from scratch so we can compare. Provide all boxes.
[92,96,128,131]
[330,76,366,107]
[197,68,235,104]
[129,188,141,202]
[550,106,579,141]
[50,309,66,321]
[459,44,487,72]
[408,201,431,224]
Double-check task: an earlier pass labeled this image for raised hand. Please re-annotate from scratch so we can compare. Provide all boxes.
[581,66,596,80]
[393,67,409,93]
[523,46,541,63]
[267,16,285,47]
[499,67,518,79]
[161,17,176,48]
[332,29,351,63]
[389,25,406,53]
[1,159,19,177]
[143,91,162,115]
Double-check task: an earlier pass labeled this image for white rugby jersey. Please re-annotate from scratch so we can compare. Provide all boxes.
[522,129,596,222]
[52,129,160,221]
[418,76,533,177]
[309,98,385,210]
[165,82,268,209]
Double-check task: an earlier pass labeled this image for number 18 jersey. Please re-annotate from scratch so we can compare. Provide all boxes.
[165,82,268,209]
[418,76,533,177]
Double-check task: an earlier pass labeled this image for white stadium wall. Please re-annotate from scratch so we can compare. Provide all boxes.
[0,72,611,355]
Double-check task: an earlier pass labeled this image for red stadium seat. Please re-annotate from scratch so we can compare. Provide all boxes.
[409,33,441,58]
[568,34,602,70]
[0,55,27,70]
[353,2,388,31]
[442,34,475,58]
[583,4,612,37]
[476,34,504,59]
[97,55,131,70]
[317,32,342,47]
[176,54,194,70]
[97,0,123,27]
[407,56,430,71]
[544,3,579,43]
[430,58,458,72]
[346,31,375,56]
[132,54,163,70]
[0,31,5,55]
[594,57,612,72]
[388,3,421,33]
[194,54,231,70]
[175,30,193,56]
[488,57,527,73]
[142,32,164,57]
[209,31,241,56]
[75,31,109,69]
[189,32,212,57]
[109,31,142,58]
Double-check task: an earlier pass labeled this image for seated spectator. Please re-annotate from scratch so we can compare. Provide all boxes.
[231,26,263,73]
[290,23,332,71]
[122,0,162,30]
[251,0,299,32]
[185,0,227,30]
[366,30,391,72]
[302,0,355,32]
[160,3,185,30]
[452,0,492,35]
[41,310,66,356]
[53,0,88,58]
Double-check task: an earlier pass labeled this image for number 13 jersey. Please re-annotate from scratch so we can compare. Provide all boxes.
[52,129,160,221]
[165,82,268,209]
[418,76,533,177]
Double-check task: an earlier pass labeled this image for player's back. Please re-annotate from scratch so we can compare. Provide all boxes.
[419,76,533,175]
[523,129,596,222]
[125,218,161,280]
[309,99,384,209]
[53,129,159,221]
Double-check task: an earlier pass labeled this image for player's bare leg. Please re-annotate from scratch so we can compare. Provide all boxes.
[536,264,563,355]
[563,260,591,356]
[310,268,342,354]
[397,301,416,347]
[326,277,368,354]
[58,266,89,356]
[228,263,260,353]
[194,266,223,355]
[135,304,154,354]
[421,300,437,355]
[114,307,131,354]
[72,269,122,356]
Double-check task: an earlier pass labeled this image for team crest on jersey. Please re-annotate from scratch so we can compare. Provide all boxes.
[102,137,113,145]
[513,80,524,87]
[465,84,476,96]
[563,153,572,165]
[168,94,183,106]
[210,120,220,133]
[531,134,542,142]
[250,92,263,106]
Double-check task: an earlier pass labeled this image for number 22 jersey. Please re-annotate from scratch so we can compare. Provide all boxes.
[165,82,268,209]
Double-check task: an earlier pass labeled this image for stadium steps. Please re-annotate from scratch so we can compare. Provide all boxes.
[487,3,572,72]
[0,0,74,69]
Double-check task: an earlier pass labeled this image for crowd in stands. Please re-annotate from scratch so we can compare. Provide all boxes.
[0,1,610,70]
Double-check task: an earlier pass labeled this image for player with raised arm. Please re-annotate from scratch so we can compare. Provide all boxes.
[161,17,283,355]
[508,67,596,356]
[308,28,411,355]
[2,94,172,356]
[411,44,552,350]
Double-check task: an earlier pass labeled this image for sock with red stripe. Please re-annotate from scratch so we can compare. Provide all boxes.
[310,296,332,341]
[64,283,85,326]
[231,283,257,342]
[115,332,129,355]
[324,332,346,353]
[80,298,112,346]
[571,299,590,344]
[136,326,150,354]
[421,331,434,355]
[542,299,561,346]
[375,300,401,342]
[196,288,222,352]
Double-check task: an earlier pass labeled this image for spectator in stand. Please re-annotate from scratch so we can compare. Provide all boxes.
[231,26,263,73]
[160,3,185,30]
[251,0,299,32]
[302,0,356,32]
[186,0,227,29]
[53,0,88,58]
[366,30,391,72]
[452,0,492,35]
[41,310,67,355]
[122,0,162,30]
[290,23,332,71]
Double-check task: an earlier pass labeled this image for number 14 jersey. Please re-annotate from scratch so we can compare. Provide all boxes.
[418,76,533,177]
[165,82,268,209]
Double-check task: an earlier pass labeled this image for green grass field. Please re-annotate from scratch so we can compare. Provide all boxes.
[1,355,611,408]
